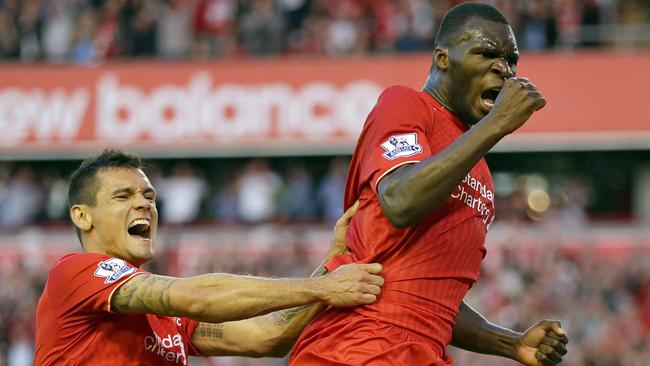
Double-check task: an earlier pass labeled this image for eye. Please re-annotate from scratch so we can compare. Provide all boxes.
[115,194,129,200]
[481,50,498,59]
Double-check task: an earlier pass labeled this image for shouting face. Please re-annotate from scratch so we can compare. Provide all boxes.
[76,167,158,267]
[435,17,519,125]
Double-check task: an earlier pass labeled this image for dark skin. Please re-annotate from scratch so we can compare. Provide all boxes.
[376,17,568,365]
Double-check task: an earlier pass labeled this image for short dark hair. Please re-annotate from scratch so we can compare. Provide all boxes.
[68,149,144,209]
[68,149,144,243]
[434,2,510,48]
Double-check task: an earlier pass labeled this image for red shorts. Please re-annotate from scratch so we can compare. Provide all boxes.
[289,310,453,366]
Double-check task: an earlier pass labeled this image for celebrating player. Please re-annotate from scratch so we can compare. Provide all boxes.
[34,149,384,365]
[290,3,568,366]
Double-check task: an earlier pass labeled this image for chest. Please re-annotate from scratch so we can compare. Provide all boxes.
[90,314,192,365]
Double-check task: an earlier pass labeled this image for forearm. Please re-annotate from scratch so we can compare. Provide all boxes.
[255,246,344,355]
[380,117,504,227]
[450,301,521,360]
[193,249,339,357]
[171,272,325,324]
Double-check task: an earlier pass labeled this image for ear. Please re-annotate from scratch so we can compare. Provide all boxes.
[70,204,92,232]
[433,47,449,71]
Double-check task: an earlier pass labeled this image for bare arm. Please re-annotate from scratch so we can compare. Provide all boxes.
[378,120,502,227]
[192,201,382,357]
[111,263,381,324]
[451,301,568,365]
[378,78,546,227]
[191,266,331,357]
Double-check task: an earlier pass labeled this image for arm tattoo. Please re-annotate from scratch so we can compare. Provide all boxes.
[272,305,311,327]
[111,274,178,314]
[198,323,224,340]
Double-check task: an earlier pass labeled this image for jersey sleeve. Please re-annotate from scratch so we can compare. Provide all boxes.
[181,318,204,356]
[359,86,433,193]
[47,253,147,317]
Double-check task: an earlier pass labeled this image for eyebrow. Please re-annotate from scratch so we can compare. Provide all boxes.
[110,187,156,196]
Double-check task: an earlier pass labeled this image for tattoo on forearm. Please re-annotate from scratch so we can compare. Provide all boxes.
[272,305,311,326]
[111,274,177,314]
[198,323,224,339]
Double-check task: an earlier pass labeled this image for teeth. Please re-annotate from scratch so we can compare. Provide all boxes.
[129,219,150,228]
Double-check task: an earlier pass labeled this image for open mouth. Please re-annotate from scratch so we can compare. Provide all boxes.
[128,219,151,240]
[480,87,502,109]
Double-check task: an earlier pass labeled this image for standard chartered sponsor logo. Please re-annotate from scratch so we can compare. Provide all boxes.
[451,172,494,225]
[144,331,187,364]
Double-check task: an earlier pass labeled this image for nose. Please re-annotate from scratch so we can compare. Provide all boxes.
[491,59,514,78]
[134,194,153,211]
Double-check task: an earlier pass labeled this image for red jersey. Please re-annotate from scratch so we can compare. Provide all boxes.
[35,252,202,365]
[291,86,495,363]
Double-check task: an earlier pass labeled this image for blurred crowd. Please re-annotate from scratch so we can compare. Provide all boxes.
[1,0,649,64]
[0,157,596,230]
[0,158,350,229]
[0,227,649,366]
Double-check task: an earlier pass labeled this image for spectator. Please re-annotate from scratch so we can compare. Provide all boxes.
[122,0,157,57]
[42,0,74,63]
[278,162,316,220]
[0,167,45,228]
[239,0,284,56]
[155,162,207,224]
[317,157,348,223]
[156,0,193,59]
[520,0,558,51]
[17,0,43,62]
[192,0,235,58]
[235,159,281,223]
[69,7,97,64]
[0,2,19,59]
[92,0,122,60]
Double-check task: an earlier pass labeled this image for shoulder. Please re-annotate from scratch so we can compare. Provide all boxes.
[49,252,105,276]
[378,85,421,102]
[48,252,136,287]
[375,85,430,113]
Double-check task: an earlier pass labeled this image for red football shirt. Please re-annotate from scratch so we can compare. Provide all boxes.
[292,85,495,361]
[34,252,202,365]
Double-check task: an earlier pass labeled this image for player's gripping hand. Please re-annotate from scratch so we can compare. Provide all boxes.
[318,263,384,307]
[329,200,360,255]
[514,320,568,366]
[488,77,547,135]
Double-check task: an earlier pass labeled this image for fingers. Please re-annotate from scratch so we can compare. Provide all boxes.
[512,77,546,111]
[537,320,567,338]
[534,320,568,365]
[366,273,385,287]
[360,283,382,296]
[360,293,377,304]
[354,262,383,275]
[541,336,568,356]
[336,200,360,228]
[535,349,561,366]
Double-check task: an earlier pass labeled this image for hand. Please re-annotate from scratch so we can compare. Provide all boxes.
[319,263,384,307]
[329,200,360,255]
[489,77,547,135]
[514,320,568,366]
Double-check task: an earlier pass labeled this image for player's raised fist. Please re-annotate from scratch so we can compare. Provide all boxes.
[318,263,384,307]
[488,77,547,135]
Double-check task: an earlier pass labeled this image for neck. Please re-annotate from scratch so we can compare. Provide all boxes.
[423,73,455,114]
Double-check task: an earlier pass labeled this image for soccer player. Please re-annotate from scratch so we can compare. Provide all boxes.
[290,3,568,366]
[34,149,384,365]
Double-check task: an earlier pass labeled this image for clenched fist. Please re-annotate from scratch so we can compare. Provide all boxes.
[488,77,546,136]
[318,263,384,307]
[514,320,569,366]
